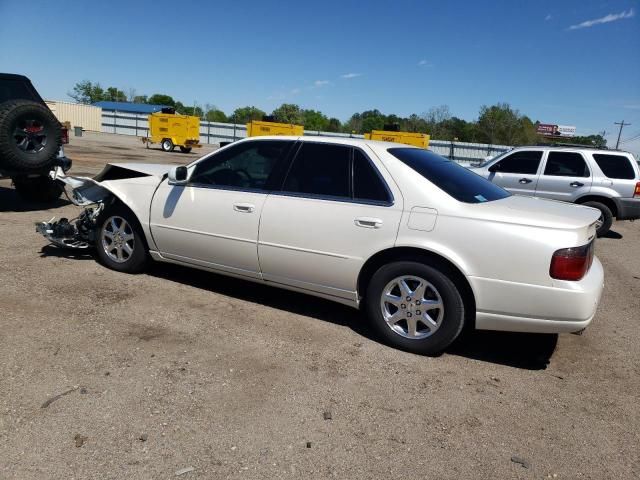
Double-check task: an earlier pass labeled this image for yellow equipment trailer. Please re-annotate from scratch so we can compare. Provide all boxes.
[246,120,303,137]
[143,112,201,153]
[364,130,430,149]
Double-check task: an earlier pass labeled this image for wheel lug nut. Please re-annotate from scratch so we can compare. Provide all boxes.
[401,304,406,309]
[416,301,421,306]
[407,312,412,317]
[406,296,411,301]
[416,310,421,315]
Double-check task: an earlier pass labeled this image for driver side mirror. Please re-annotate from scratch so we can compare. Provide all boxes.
[488,163,500,173]
[168,166,189,185]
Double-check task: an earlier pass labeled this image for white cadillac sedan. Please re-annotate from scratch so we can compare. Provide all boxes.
[39,136,604,354]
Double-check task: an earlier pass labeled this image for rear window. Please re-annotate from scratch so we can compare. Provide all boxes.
[593,154,636,180]
[388,148,510,203]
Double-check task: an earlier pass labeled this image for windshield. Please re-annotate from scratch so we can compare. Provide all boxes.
[388,148,511,203]
[478,150,509,168]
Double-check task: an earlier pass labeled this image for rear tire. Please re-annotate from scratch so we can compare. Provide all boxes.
[582,201,613,237]
[365,261,465,355]
[13,175,63,202]
[0,100,62,170]
[161,138,174,152]
[95,207,148,273]
[179,146,192,153]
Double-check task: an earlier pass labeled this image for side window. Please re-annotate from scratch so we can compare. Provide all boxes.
[283,143,351,198]
[491,151,542,174]
[544,152,590,178]
[593,154,636,180]
[353,150,391,203]
[190,140,292,190]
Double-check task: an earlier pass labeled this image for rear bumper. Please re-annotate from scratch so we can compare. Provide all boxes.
[471,257,604,334]
[613,197,640,221]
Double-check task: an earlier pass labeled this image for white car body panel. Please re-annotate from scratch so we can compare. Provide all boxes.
[51,136,604,334]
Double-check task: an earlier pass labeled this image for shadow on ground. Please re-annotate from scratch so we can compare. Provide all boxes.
[147,262,558,370]
[0,185,69,212]
[601,229,622,239]
[37,248,558,370]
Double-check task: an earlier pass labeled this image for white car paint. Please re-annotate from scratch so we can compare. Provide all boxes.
[53,136,604,334]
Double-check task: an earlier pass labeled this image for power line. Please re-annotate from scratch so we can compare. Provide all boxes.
[614,120,631,149]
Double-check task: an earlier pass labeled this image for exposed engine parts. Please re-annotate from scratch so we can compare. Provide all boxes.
[36,203,104,249]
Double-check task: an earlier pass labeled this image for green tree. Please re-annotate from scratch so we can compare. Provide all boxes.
[104,86,127,102]
[68,80,106,104]
[231,106,266,124]
[326,117,342,132]
[302,109,329,131]
[148,94,176,107]
[477,103,522,145]
[206,109,228,122]
[272,103,304,124]
[132,95,148,104]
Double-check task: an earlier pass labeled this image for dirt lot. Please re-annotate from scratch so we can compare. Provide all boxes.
[0,133,639,479]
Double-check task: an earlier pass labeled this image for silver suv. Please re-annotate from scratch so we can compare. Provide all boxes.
[470,146,640,236]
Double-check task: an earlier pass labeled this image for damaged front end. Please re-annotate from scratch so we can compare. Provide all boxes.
[35,168,114,249]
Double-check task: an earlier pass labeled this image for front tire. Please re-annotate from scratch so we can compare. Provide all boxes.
[179,146,192,153]
[582,201,613,237]
[95,207,147,273]
[161,138,174,152]
[365,261,465,355]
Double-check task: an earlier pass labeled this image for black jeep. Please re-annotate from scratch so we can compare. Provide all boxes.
[0,73,71,202]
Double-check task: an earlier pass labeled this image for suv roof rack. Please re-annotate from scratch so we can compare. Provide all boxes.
[534,142,609,150]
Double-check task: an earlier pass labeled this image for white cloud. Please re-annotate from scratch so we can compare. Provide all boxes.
[418,59,433,67]
[545,14,552,21]
[568,8,635,30]
[314,80,331,87]
[341,73,362,79]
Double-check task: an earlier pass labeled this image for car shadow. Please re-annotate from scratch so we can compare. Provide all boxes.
[146,262,557,370]
[0,185,70,212]
[601,229,622,239]
[39,244,95,260]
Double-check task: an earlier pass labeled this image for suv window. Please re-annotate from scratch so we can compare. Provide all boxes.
[353,149,391,203]
[490,151,542,174]
[190,140,292,190]
[544,152,590,177]
[388,148,510,203]
[593,154,636,180]
[283,143,351,198]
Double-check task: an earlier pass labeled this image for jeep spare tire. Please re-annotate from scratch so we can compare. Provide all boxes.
[0,100,62,170]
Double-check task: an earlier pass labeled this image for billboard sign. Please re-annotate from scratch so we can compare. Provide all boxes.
[536,123,576,137]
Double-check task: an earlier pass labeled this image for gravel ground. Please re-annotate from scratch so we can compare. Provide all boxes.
[0,133,639,479]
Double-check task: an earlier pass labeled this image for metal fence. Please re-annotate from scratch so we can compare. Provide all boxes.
[101,109,511,164]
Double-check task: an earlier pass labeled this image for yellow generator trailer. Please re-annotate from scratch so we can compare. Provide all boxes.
[143,111,201,153]
[364,130,430,149]
[246,119,303,137]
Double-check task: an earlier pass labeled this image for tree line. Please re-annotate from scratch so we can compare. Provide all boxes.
[69,80,606,147]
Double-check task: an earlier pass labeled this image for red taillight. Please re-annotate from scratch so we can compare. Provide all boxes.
[634,182,640,198]
[550,242,594,281]
[60,127,69,144]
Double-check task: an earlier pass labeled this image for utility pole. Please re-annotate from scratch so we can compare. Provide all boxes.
[614,120,631,149]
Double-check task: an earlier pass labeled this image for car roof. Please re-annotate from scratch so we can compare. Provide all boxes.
[238,135,418,150]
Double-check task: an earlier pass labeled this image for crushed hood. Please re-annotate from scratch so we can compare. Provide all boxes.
[93,162,174,181]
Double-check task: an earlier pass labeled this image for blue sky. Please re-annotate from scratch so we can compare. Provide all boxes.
[1,0,639,154]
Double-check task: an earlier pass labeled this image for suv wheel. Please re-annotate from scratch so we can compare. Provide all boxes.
[365,261,465,355]
[583,201,613,237]
[0,100,62,170]
[95,207,148,273]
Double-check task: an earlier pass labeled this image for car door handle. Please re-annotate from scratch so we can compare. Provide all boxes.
[519,178,533,184]
[233,203,255,213]
[570,182,584,188]
[355,217,383,229]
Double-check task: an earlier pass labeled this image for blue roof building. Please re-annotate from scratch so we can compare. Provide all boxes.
[93,101,168,114]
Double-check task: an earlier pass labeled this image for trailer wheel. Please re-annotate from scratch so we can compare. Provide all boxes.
[161,139,174,152]
[179,146,192,153]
